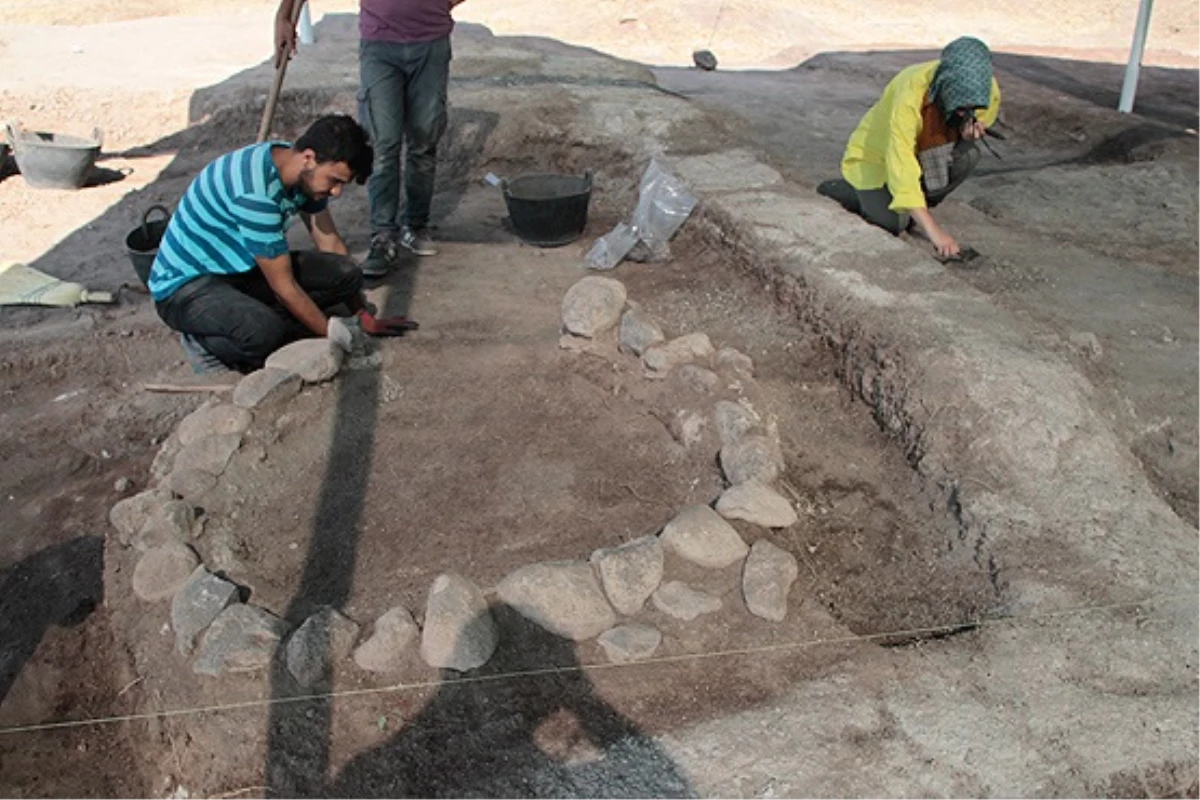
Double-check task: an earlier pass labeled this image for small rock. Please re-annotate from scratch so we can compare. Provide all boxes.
[177,404,253,447]
[266,339,344,384]
[660,505,749,568]
[1068,331,1103,362]
[713,400,761,446]
[150,437,182,483]
[716,483,797,528]
[676,365,719,394]
[618,308,665,355]
[497,560,617,641]
[597,624,662,663]
[692,49,718,71]
[742,539,799,622]
[668,409,707,448]
[114,477,133,493]
[193,605,290,676]
[132,542,200,602]
[165,468,218,501]
[171,567,239,655]
[420,573,498,672]
[109,489,172,544]
[354,607,419,674]
[590,536,664,615]
[652,581,722,620]
[720,435,783,486]
[562,276,628,338]
[642,333,714,373]
[715,347,754,376]
[232,368,302,409]
[172,433,242,478]
[558,332,615,355]
[135,499,197,551]
[286,607,361,687]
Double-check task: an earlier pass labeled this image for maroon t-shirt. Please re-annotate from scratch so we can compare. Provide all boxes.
[359,0,453,43]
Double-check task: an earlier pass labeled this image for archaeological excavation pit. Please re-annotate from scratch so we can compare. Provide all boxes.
[97,95,1020,793]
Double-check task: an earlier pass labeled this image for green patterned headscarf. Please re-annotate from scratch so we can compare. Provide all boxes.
[929,37,993,123]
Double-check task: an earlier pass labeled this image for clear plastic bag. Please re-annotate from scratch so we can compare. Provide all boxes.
[585,159,697,270]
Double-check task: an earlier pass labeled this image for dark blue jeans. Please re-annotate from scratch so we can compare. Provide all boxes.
[358,36,451,237]
[154,251,363,372]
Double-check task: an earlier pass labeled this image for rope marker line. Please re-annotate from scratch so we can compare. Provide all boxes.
[0,591,1193,736]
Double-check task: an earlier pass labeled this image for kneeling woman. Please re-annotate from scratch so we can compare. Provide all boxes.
[840,36,1001,259]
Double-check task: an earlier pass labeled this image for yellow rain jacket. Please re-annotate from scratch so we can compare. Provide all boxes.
[841,61,1001,212]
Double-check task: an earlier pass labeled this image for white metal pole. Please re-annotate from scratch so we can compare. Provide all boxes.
[298,2,315,45]
[1118,0,1154,113]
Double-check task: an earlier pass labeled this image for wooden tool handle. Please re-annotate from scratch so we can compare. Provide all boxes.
[256,0,306,143]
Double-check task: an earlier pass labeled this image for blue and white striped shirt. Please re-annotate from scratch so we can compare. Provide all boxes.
[148,142,327,300]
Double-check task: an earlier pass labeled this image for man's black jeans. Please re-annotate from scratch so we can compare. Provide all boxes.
[154,251,362,372]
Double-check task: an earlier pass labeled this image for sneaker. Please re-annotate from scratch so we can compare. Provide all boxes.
[398,226,437,256]
[179,333,229,375]
[361,236,398,278]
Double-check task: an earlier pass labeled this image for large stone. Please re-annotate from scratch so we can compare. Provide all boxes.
[171,566,239,655]
[286,607,361,688]
[716,483,798,528]
[266,339,344,384]
[177,404,253,448]
[652,581,722,620]
[676,364,719,394]
[135,499,197,551]
[496,560,617,641]
[165,468,218,501]
[420,573,498,672]
[719,435,783,486]
[742,539,800,622]
[354,607,420,674]
[172,433,242,478]
[132,541,200,602]
[642,333,714,373]
[660,505,749,569]
[232,368,303,410]
[715,347,754,376]
[590,536,664,615]
[193,605,291,676]
[109,489,172,545]
[561,276,628,338]
[597,624,662,664]
[618,308,665,355]
[713,400,761,446]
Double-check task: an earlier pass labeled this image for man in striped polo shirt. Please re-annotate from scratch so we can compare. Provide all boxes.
[150,115,380,373]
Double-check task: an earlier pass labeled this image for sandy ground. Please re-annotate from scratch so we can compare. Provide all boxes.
[0,0,1196,796]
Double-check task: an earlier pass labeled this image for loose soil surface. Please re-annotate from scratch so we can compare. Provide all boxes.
[0,1,1196,797]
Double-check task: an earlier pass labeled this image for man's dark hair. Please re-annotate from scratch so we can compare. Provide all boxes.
[295,114,374,185]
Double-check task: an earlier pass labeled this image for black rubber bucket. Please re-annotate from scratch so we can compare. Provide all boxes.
[125,205,171,288]
[6,124,102,190]
[502,172,592,247]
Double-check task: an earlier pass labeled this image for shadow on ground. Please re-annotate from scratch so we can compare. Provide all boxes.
[0,536,101,706]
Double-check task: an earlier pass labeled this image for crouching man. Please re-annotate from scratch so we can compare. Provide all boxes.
[149,114,376,373]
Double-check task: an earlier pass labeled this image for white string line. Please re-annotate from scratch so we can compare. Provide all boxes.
[1,591,1193,737]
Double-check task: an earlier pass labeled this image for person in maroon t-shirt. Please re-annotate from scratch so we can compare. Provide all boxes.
[275,0,467,277]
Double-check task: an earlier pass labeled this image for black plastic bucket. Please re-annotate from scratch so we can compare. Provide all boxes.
[125,205,171,288]
[502,172,591,247]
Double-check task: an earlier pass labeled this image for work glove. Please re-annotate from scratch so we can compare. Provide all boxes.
[357,309,419,337]
[326,315,355,352]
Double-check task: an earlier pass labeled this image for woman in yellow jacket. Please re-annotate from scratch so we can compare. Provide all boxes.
[839,37,1001,259]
